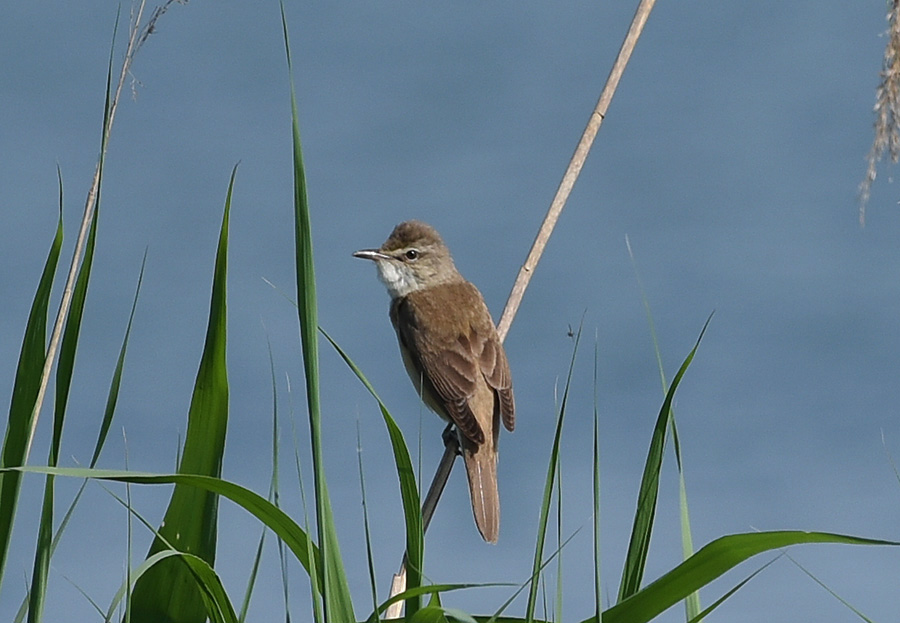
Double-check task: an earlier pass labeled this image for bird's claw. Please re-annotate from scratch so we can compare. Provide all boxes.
[441,424,461,456]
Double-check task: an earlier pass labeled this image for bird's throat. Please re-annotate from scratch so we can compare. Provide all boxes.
[376,260,420,299]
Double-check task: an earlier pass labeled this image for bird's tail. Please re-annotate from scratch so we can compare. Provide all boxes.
[460,434,500,543]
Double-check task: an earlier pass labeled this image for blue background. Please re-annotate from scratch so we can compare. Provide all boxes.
[1,2,898,621]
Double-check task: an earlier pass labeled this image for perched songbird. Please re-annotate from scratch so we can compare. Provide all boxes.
[353,221,515,542]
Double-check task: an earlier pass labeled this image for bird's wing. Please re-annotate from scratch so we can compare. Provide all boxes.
[478,334,515,432]
[393,287,488,444]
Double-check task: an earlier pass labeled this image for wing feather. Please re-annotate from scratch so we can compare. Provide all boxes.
[392,282,515,442]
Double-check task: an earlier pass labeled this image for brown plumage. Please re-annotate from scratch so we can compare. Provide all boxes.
[354,220,514,542]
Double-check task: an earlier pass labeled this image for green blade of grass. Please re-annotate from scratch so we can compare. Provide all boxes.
[786,553,876,623]
[591,336,601,622]
[282,6,354,620]
[92,250,146,468]
[14,253,144,623]
[410,605,478,623]
[104,550,238,623]
[356,423,381,622]
[627,238,703,619]
[555,460,563,623]
[124,431,133,623]
[0,195,64,594]
[684,558,776,623]
[376,582,513,620]
[29,174,102,623]
[617,315,712,602]
[128,166,236,623]
[23,14,121,613]
[592,530,898,623]
[321,329,424,615]
[525,323,582,622]
[486,529,580,623]
[673,431,700,621]
[6,466,325,590]
[28,478,54,623]
[288,392,324,623]
[238,338,280,623]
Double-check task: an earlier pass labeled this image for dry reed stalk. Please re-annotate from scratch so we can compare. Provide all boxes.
[22,1,185,464]
[385,0,659,616]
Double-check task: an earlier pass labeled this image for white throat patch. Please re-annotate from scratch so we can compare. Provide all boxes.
[376,260,420,298]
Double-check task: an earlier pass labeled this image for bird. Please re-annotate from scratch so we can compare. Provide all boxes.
[353,220,515,542]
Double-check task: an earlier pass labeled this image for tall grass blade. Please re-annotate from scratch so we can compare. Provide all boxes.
[592,530,897,623]
[356,424,380,621]
[555,462,563,623]
[13,255,144,623]
[128,166,236,622]
[674,443,699,620]
[627,237,702,618]
[289,393,323,623]
[29,191,100,623]
[27,472,53,623]
[92,250,146,468]
[124,430,133,623]
[281,5,354,621]
[238,340,281,623]
[0,196,64,595]
[485,529,579,623]
[525,324,582,622]
[591,337,601,622]
[238,503,266,622]
[617,315,712,602]
[321,329,424,615]
[24,18,121,612]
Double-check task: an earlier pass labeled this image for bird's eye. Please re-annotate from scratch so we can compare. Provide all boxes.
[404,249,419,261]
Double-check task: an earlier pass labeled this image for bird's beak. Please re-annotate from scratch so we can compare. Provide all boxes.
[353,249,391,261]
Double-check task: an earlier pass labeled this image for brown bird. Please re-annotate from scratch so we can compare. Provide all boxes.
[353,221,515,542]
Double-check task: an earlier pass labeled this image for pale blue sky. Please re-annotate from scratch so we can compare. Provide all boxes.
[2,2,899,622]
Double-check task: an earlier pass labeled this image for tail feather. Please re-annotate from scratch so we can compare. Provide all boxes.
[460,435,499,543]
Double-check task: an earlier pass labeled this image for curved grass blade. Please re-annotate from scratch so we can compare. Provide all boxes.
[6,466,325,589]
[281,5,353,620]
[617,315,712,602]
[375,582,514,620]
[128,166,236,623]
[410,605,478,623]
[321,329,424,616]
[593,530,898,623]
[525,323,582,622]
[0,197,64,594]
[103,550,238,623]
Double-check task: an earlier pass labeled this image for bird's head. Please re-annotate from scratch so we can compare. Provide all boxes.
[353,220,462,298]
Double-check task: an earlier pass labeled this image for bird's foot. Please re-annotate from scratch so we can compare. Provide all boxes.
[441,424,462,456]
